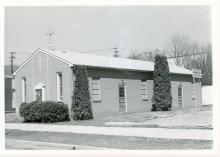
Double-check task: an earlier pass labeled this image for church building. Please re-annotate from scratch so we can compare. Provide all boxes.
[13,48,202,118]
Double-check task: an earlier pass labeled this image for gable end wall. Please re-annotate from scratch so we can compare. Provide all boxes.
[14,51,73,110]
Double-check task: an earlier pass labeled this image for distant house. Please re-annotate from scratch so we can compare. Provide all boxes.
[5,65,19,113]
[5,75,15,112]
[13,48,202,118]
[202,85,212,106]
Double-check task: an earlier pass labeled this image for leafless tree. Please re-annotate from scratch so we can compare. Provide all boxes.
[128,32,212,85]
[168,33,191,67]
[167,33,212,85]
[128,49,158,62]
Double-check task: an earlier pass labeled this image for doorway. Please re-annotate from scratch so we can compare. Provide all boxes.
[35,83,45,102]
[118,82,127,112]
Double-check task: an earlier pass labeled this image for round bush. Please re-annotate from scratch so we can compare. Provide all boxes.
[19,102,31,121]
[19,101,70,123]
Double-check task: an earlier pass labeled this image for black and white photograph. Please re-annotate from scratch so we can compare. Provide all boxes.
[1,1,218,153]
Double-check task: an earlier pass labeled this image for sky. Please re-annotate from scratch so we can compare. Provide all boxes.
[4,6,211,65]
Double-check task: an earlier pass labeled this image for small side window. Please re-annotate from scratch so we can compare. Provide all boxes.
[21,77,27,102]
[141,80,148,100]
[57,72,63,101]
[178,85,183,105]
[92,77,101,102]
[192,83,196,100]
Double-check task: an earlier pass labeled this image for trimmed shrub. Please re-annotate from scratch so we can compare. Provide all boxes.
[19,102,32,121]
[151,55,172,111]
[19,101,70,123]
[71,65,93,120]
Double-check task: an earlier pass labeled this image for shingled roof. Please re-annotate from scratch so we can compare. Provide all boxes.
[14,48,192,75]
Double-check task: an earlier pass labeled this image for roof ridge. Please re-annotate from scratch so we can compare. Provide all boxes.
[42,48,155,63]
[42,48,192,74]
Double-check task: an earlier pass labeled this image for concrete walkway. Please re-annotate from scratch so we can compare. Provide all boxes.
[6,123,212,140]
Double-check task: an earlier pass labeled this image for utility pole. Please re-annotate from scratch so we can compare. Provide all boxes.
[162,50,165,56]
[9,52,16,75]
[113,47,119,57]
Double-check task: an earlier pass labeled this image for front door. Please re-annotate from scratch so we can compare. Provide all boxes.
[36,89,42,102]
[119,84,127,112]
[35,83,45,102]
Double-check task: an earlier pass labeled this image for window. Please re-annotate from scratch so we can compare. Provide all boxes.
[57,72,63,101]
[178,86,182,97]
[178,85,183,105]
[118,84,127,112]
[92,77,101,102]
[119,86,125,98]
[21,77,27,102]
[141,80,148,100]
[12,89,16,108]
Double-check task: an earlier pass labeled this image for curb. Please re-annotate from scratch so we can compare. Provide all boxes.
[105,122,213,130]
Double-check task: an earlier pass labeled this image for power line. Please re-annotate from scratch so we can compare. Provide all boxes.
[4,48,210,59]
[11,52,30,55]
[167,52,208,59]
[5,48,114,55]
[78,48,114,53]
[15,52,31,54]
[5,51,31,54]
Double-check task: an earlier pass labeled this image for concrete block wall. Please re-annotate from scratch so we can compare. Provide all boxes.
[88,77,195,118]
[86,68,196,117]
[89,78,150,118]
[195,82,203,108]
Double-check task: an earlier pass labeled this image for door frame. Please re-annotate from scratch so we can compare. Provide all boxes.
[35,82,45,101]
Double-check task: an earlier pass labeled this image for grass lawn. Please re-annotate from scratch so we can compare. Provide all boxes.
[6,129,212,150]
[6,107,212,128]
[5,111,154,126]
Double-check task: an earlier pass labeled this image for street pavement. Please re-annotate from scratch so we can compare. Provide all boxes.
[5,139,113,150]
[6,123,212,140]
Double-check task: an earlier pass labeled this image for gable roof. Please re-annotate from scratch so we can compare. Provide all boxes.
[14,48,192,75]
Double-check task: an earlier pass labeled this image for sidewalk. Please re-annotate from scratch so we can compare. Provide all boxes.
[105,122,212,129]
[6,123,212,140]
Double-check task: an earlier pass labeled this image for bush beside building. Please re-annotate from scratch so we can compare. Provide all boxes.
[71,65,93,120]
[152,55,172,111]
[19,101,70,123]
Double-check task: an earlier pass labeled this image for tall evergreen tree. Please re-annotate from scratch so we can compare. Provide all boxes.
[152,55,172,111]
[71,65,93,120]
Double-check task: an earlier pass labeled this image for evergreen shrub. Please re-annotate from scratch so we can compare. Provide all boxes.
[71,65,93,120]
[151,55,172,111]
